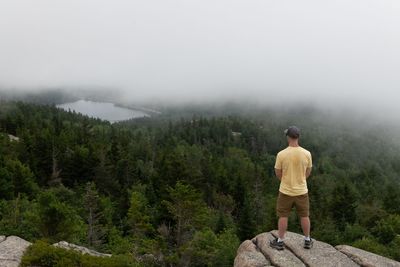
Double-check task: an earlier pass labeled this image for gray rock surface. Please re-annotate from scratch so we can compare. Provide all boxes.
[252,233,305,267]
[7,134,20,142]
[0,236,32,267]
[336,245,400,267]
[235,231,400,267]
[270,230,358,267]
[233,240,272,267]
[53,241,112,257]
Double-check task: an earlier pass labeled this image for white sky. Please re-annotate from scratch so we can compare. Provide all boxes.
[0,0,399,111]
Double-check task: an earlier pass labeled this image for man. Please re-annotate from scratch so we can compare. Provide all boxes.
[270,126,313,250]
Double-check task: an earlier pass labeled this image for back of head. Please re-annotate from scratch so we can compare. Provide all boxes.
[285,126,300,139]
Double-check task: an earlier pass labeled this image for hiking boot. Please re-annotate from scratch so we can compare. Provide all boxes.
[270,237,284,250]
[304,238,313,249]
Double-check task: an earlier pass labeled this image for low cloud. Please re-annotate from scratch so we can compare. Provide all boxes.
[0,0,399,118]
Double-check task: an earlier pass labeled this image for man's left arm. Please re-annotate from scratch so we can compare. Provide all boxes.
[274,153,283,181]
[275,168,283,180]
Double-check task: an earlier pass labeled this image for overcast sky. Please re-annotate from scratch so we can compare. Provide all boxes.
[0,0,399,110]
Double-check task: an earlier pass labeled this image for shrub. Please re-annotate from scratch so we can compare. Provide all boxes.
[352,237,389,258]
[20,240,142,267]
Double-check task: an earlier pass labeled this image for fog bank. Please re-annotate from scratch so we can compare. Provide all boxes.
[1,0,399,116]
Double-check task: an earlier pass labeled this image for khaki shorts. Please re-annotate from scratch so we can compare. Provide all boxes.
[276,192,309,217]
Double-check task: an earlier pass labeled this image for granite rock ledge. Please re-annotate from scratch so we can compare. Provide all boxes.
[234,231,400,267]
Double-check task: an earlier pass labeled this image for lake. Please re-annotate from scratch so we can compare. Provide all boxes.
[57,100,149,122]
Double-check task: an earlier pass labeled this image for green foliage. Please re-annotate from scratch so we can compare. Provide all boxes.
[389,235,400,261]
[0,195,40,239]
[0,158,39,199]
[372,215,400,243]
[383,185,400,214]
[312,218,341,245]
[127,186,154,238]
[330,182,358,230]
[237,196,257,240]
[342,223,371,243]
[1,100,400,263]
[163,181,210,246]
[214,228,241,266]
[37,188,86,243]
[106,227,133,255]
[352,237,389,258]
[180,228,239,267]
[83,182,106,249]
[20,240,141,267]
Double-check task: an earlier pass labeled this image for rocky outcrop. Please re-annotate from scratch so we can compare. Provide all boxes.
[270,230,358,267]
[0,235,111,267]
[0,236,31,267]
[233,240,272,267]
[53,241,111,257]
[252,233,304,267]
[336,245,400,267]
[235,231,400,267]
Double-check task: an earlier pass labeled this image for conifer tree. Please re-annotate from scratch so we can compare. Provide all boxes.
[84,182,105,249]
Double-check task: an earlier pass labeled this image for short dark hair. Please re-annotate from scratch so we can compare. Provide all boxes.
[284,126,300,139]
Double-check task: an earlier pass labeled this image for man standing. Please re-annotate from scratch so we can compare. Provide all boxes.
[270,126,313,250]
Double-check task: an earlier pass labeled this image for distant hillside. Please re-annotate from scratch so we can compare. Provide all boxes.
[0,89,79,104]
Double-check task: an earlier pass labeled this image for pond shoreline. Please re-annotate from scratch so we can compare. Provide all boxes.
[57,100,151,123]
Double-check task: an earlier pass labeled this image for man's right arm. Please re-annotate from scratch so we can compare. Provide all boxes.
[275,168,282,180]
[306,167,312,179]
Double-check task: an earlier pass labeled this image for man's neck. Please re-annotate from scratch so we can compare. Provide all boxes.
[288,141,300,147]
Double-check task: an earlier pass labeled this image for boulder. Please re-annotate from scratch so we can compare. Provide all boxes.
[233,239,272,267]
[53,241,112,257]
[336,245,400,267]
[0,236,32,267]
[270,230,358,267]
[252,232,305,267]
[235,231,400,267]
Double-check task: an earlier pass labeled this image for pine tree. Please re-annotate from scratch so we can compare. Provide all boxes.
[84,182,105,249]
[383,184,400,214]
[237,196,256,241]
[127,187,154,238]
[48,142,62,186]
[331,182,358,230]
[163,181,209,246]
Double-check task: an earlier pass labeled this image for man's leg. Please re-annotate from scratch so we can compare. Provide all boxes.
[300,216,310,237]
[295,194,310,237]
[278,217,288,239]
[271,192,292,250]
[301,216,313,248]
[296,194,313,248]
[270,217,286,250]
[276,192,292,240]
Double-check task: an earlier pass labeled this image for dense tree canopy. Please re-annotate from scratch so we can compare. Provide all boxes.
[0,100,400,265]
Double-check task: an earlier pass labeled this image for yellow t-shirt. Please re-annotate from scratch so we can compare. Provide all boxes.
[274,146,312,196]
